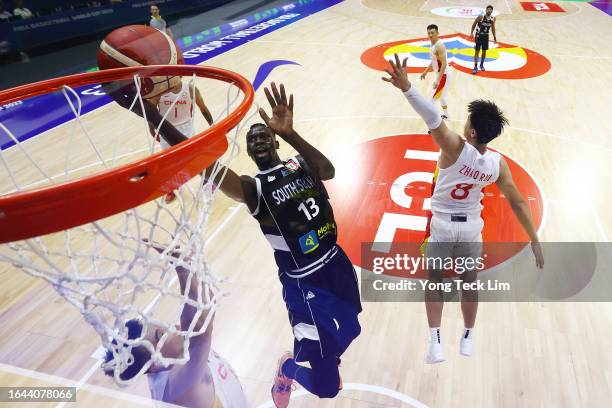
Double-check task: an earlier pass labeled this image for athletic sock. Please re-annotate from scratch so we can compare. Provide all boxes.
[430,327,441,344]
[463,328,473,340]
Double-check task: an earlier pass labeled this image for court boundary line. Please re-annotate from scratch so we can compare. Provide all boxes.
[255,382,430,408]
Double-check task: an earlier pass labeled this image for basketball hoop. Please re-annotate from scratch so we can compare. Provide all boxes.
[0,65,253,243]
[0,65,255,384]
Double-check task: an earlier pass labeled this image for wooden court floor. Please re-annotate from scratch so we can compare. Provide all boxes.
[1,0,611,407]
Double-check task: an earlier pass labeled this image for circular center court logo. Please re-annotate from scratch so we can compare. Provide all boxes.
[361,33,551,79]
[431,6,500,18]
[326,134,544,277]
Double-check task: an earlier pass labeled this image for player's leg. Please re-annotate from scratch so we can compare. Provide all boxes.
[459,268,478,356]
[424,215,454,363]
[281,354,341,398]
[425,266,446,363]
[473,41,481,74]
[430,74,447,119]
[438,73,450,119]
[456,218,484,357]
[480,39,489,70]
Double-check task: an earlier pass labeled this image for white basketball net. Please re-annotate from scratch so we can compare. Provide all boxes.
[0,73,257,385]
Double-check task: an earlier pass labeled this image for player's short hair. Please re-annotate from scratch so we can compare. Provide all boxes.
[486,5,494,10]
[103,319,151,381]
[246,123,272,137]
[427,24,438,32]
[467,99,508,144]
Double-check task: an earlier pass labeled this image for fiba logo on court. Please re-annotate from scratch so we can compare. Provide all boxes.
[361,34,551,80]
[430,7,501,18]
[326,135,544,275]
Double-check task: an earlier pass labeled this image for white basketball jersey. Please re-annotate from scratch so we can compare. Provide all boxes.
[430,41,449,74]
[431,142,501,215]
[208,350,248,408]
[147,349,248,408]
[159,81,194,130]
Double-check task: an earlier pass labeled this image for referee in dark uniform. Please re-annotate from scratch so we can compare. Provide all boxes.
[470,5,497,74]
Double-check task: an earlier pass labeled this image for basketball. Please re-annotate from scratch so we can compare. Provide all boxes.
[97,25,184,99]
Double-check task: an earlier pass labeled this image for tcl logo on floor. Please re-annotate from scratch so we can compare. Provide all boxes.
[521,2,565,12]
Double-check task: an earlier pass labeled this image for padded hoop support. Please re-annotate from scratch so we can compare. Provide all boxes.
[0,65,254,243]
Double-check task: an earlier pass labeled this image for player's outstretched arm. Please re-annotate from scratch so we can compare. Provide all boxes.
[150,245,215,406]
[195,87,214,126]
[495,157,544,268]
[259,82,335,180]
[382,53,463,162]
[202,164,257,207]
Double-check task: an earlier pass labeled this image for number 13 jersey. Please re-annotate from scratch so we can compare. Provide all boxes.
[431,142,501,215]
[250,156,338,273]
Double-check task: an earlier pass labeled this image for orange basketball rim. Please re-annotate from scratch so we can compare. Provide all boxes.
[0,65,254,244]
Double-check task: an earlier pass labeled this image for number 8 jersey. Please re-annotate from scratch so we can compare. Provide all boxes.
[431,142,501,215]
[250,156,338,274]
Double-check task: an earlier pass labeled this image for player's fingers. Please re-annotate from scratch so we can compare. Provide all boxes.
[288,94,293,111]
[393,54,403,75]
[539,254,544,269]
[279,83,287,106]
[264,87,276,109]
[384,68,394,78]
[258,108,270,124]
[271,82,282,105]
[402,57,408,68]
[381,77,393,83]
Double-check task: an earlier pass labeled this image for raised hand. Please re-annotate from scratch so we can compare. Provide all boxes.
[259,82,294,137]
[381,53,412,92]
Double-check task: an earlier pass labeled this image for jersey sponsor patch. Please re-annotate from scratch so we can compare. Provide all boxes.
[282,158,300,175]
[299,230,319,254]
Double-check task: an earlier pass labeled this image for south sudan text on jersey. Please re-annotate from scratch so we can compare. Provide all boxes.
[252,156,339,270]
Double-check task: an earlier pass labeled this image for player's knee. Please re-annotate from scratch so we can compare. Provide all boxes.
[316,381,340,398]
